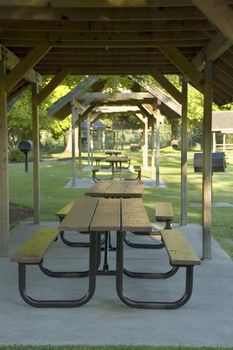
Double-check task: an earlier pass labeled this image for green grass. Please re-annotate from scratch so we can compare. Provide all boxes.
[9,147,233,259]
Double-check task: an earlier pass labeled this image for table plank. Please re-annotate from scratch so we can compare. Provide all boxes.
[121,198,152,232]
[124,181,144,197]
[104,181,127,197]
[85,180,112,197]
[90,198,121,231]
[59,198,98,232]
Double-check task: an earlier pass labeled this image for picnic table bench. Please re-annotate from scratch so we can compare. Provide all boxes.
[124,201,174,249]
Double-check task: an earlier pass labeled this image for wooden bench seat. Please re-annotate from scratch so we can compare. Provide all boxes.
[55,201,75,222]
[10,227,92,307]
[161,229,201,266]
[157,228,201,308]
[11,227,58,264]
[155,202,174,229]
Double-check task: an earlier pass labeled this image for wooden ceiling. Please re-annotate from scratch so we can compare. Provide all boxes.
[0,0,233,106]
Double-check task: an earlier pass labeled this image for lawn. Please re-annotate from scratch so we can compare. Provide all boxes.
[9,147,233,259]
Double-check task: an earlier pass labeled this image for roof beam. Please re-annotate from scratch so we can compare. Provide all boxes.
[37,68,72,105]
[129,75,181,115]
[192,32,233,71]
[192,0,233,41]
[0,44,41,85]
[160,45,204,91]
[0,7,205,21]
[94,106,140,113]
[150,67,182,104]
[0,44,51,92]
[47,76,103,117]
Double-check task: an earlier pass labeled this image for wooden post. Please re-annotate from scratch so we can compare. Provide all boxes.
[101,129,105,151]
[78,120,82,172]
[87,115,91,166]
[181,78,188,225]
[31,83,40,224]
[212,131,216,152]
[90,128,94,166]
[71,101,76,187]
[223,133,226,151]
[155,108,160,187]
[0,55,9,256]
[143,118,148,169]
[202,61,213,259]
[151,122,155,179]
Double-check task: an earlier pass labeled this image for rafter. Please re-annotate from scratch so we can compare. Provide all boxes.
[0,44,41,85]
[160,45,204,91]
[192,0,233,41]
[0,44,50,92]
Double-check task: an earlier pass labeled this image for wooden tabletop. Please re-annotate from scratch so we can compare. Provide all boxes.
[85,180,144,198]
[105,150,122,156]
[59,198,151,233]
[105,155,129,163]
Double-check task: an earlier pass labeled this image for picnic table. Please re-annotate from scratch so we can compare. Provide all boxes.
[59,197,153,308]
[85,179,144,198]
[105,155,130,178]
[105,149,121,156]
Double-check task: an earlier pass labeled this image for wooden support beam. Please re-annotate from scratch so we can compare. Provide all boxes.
[150,67,182,104]
[0,44,41,85]
[0,58,9,256]
[192,32,233,71]
[37,68,71,105]
[181,78,188,225]
[31,83,40,224]
[202,61,213,259]
[192,0,233,41]
[71,101,77,187]
[160,45,204,92]
[0,44,51,92]
[129,75,181,116]
[155,106,161,187]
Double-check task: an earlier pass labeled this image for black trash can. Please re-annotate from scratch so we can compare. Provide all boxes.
[18,140,33,172]
[194,152,226,173]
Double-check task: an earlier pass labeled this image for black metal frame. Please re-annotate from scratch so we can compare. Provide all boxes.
[17,234,97,308]
[124,219,172,250]
[116,231,195,309]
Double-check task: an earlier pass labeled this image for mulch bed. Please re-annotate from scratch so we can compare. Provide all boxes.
[10,203,33,228]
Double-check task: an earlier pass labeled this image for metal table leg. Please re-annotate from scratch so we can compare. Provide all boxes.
[116,231,195,309]
[18,233,97,308]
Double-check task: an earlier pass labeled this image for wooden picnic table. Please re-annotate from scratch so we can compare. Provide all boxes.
[105,149,121,156]
[105,155,130,178]
[59,197,152,308]
[85,179,144,198]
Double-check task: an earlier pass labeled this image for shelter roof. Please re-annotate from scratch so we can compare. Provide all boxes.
[81,119,106,129]
[212,111,233,131]
[1,1,233,105]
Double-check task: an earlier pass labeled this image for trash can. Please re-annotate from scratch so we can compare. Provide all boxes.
[18,140,33,172]
[194,152,226,173]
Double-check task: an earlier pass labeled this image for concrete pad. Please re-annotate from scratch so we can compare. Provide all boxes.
[0,222,232,346]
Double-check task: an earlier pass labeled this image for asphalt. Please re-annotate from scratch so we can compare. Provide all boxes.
[0,221,232,346]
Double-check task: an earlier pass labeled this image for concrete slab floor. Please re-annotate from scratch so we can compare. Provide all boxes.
[0,221,232,346]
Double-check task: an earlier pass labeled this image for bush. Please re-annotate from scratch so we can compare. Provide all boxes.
[8,149,24,162]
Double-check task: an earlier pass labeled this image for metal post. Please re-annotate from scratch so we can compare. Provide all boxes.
[155,108,160,187]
